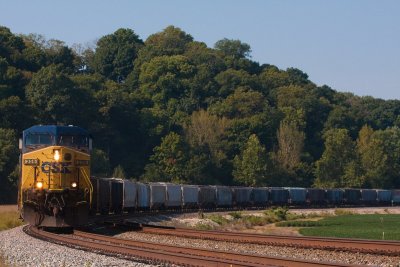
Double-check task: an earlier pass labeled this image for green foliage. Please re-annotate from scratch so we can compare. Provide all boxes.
[91,28,143,81]
[229,211,243,219]
[112,165,126,179]
[207,214,229,225]
[233,134,267,186]
[144,132,188,183]
[2,25,400,203]
[91,149,110,177]
[0,128,18,203]
[214,38,251,59]
[314,129,357,188]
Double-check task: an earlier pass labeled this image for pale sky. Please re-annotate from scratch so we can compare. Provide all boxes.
[1,0,399,99]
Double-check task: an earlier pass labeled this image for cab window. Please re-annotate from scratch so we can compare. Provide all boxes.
[58,135,88,147]
[25,133,53,145]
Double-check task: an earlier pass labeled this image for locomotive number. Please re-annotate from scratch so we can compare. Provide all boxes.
[24,159,39,166]
[41,162,72,174]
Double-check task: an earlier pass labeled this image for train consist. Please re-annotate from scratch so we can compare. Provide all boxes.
[18,125,93,227]
[90,177,400,215]
[18,125,400,228]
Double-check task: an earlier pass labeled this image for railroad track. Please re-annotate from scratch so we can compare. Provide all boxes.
[141,225,400,255]
[24,225,354,267]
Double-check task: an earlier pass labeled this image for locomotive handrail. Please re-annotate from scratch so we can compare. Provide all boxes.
[80,167,93,207]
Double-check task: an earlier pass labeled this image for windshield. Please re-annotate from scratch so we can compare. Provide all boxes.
[25,133,53,145]
[57,135,88,147]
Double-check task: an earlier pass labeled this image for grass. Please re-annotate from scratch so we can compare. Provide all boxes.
[299,214,400,240]
[228,211,243,219]
[207,214,229,225]
[334,209,354,216]
[276,220,332,227]
[0,211,24,231]
[206,208,302,230]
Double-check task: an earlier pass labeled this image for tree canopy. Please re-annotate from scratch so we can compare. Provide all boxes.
[1,25,399,203]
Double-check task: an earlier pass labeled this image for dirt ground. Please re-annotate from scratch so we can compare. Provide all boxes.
[289,206,400,215]
[0,205,17,213]
[161,207,400,236]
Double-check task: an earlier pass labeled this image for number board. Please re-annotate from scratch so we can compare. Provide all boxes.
[24,159,39,166]
[75,160,89,166]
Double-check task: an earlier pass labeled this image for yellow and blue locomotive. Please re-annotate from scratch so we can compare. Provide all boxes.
[18,125,93,227]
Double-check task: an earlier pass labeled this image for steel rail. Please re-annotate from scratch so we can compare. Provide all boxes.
[141,225,400,255]
[73,230,354,267]
[24,225,354,267]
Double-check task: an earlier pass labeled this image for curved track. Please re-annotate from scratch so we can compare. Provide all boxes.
[24,225,354,267]
[141,225,400,255]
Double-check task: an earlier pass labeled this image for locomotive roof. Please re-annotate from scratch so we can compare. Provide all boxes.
[23,125,89,137]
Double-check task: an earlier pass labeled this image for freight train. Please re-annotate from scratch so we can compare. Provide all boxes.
[18,125,93,227]
[90,177,400,215]
[18,125,400,228]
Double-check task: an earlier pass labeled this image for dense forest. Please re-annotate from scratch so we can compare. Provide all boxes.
[1,25,400,203]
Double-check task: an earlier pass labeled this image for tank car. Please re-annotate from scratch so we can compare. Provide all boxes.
[18,125,92,227]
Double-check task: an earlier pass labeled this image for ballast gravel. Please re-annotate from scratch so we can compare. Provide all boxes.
[116,231,400,267]
[0,226,156,267]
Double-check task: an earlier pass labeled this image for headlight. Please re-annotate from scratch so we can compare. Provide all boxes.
[54,150,60,161]
[36,181,43,189]
[71,182,77,188]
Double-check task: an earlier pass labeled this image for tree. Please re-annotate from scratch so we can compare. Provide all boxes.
[314,129,357,188]
[210,87,267,119]
[353,125,400,188]
[25,64,89,124]
[214,69,256,98]
[0,128,19,203]
[214,38,251,59]
[139,26,193,61]
[184,110,229,166]
[91,28,143,82]
[139,55,195,106]
[91,148,111,177]
[233,134,267,186]
[144,132,188,183]
[112,165,126,179]
[276,122,305,171]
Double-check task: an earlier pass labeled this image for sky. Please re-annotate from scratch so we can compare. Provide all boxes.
[1,0,399,99]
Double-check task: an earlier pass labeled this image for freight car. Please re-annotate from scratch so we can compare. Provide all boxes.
[88,179,400,216]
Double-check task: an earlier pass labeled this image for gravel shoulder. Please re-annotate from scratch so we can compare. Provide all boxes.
[0,226,156,267]
[116,230,400,266]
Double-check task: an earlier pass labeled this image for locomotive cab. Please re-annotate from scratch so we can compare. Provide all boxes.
[19,125,93,227]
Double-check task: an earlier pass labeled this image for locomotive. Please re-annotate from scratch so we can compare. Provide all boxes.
[18,125,93,227]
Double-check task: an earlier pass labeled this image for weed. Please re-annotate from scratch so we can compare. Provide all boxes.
[198,210,204,219]
[274,207,289,220]
[207,214,229,225]
[0,211,23,231]
[229,211,242,219]
[195,223,214,230]
[334,209,354,216]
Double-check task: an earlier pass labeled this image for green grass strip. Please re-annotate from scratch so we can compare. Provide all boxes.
[299,214,400,240]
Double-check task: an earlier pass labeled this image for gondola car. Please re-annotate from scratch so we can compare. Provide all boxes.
[18,125,93,227]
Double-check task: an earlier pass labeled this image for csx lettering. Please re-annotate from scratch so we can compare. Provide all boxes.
[41,162,71,174]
